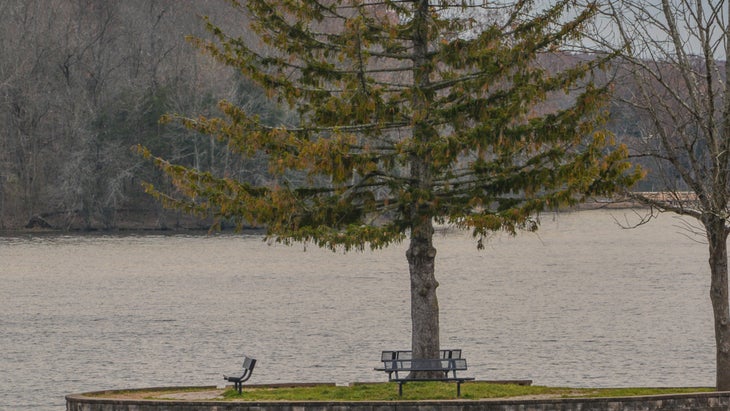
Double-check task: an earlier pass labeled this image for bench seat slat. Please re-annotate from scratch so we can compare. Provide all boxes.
[381,358,468,372]
[390,377,475,382]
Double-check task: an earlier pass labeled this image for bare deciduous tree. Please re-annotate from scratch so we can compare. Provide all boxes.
[592,0,730,390]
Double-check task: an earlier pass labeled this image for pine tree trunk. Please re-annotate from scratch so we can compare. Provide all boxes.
[705,213,730,390]
[406,0,440,371]
[406,216,440,378]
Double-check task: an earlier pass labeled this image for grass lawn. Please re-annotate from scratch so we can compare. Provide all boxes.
[90,382,715,402]
[218,382,714,401]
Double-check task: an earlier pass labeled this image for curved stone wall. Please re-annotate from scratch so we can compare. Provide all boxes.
[66,386,730,411]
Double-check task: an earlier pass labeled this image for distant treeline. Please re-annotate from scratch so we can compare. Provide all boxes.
[0,0,662,231]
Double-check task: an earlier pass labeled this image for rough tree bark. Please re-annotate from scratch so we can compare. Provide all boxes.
[706,213,730,389]
[407,218,440,363]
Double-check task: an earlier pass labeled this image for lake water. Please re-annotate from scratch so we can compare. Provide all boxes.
[0,209,717,410]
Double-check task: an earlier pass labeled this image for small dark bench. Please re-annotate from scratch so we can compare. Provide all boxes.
[375,350,474,397]
[223,355,256,394]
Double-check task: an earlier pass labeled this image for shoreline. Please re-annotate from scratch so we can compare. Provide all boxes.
[3,204,647,236]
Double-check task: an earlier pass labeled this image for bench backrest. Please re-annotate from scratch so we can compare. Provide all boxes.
[381,349,462,362]
[242,356,257,372]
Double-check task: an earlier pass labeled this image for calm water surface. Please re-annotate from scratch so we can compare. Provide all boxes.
[0,209,716,410]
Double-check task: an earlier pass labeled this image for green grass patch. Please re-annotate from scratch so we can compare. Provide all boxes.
[220,382,714,401]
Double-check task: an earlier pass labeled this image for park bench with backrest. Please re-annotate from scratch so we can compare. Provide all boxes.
[375,349,474,396]
[223,355,256,394]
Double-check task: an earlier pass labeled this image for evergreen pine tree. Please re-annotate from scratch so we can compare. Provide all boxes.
[141,0,641,366]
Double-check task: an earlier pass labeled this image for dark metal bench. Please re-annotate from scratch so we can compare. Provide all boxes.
[223,355,256,394]
[375,350,474,397]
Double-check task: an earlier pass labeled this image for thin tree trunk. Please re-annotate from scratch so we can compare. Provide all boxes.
[705,213,730,390]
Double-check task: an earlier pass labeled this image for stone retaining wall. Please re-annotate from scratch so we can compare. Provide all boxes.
[66,387,730,411]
